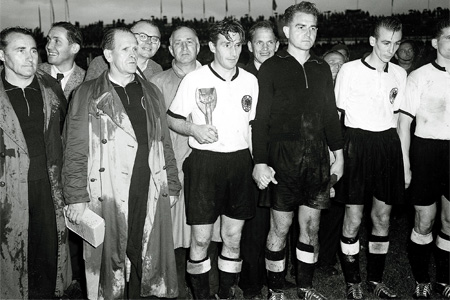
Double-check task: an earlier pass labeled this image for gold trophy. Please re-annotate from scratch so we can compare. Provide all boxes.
[196,87,217,125]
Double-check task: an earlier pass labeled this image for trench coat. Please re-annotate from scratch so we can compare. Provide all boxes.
[0,68,71,299]
[62,70,181,299]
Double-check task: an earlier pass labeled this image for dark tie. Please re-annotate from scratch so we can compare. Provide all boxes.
[56,73,64,86]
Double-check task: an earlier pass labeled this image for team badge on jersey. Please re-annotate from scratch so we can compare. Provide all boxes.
[241,95,252,112]
[389,88,398,104]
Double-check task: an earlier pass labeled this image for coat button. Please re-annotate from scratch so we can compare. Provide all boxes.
[0,182,5,187]
[101,139,107,144]
[162,193,168,197]
[98,197,103,202]
[90,178,96,182]
[99,167,105,172]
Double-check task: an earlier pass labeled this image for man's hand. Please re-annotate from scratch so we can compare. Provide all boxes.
[65,202,87,225]
[170,196,179,207]
[191,124,218,144]
[330,149,344,181]
[404,166,412,189]
[252,163,278,190]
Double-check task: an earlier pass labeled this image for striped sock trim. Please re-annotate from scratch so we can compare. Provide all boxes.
[265,258,285,272]
[436,231,450,251]
[187,257,211,275]
[341,237,360,255]
[296,242,317,264]
[369,235,389,254]
[218,255,242,273]
[410,229,433,245]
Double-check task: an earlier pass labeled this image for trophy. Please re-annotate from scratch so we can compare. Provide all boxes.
[196,87,217,125]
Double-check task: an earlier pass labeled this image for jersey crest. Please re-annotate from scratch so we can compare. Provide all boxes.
[389,88,398,104]
[241,95,252,112]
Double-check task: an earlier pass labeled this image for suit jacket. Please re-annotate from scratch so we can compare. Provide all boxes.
[39,62,86,101]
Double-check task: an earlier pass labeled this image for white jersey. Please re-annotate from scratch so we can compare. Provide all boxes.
[335,58,407,131]
[401,62,450,140]
[169,64,259,153]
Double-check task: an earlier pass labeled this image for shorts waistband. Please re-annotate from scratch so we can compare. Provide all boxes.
[191,148,249,157]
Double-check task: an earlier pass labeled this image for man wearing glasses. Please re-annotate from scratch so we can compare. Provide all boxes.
[85,20,163,81]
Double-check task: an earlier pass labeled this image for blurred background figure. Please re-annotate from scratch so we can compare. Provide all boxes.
[394,39,418,74]
[331,43,350,62]
[323,50,346,84]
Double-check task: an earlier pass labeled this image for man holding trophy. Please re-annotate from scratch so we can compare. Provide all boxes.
[167,19,259,299]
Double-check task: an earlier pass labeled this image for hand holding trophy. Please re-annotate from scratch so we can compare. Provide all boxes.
[196,87,217,125]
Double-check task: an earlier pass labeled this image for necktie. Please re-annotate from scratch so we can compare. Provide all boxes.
[56,73,64,87]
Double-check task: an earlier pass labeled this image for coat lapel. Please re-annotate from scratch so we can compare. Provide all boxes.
[0,75,28,155]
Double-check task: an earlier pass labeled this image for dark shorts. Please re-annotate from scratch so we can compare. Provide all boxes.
[410,137,449,206]
[268,139,331,212]
[183,149,255,225]
[338,128,404,205]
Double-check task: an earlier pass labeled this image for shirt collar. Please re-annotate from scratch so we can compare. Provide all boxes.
[361,57,389,73]
[50,63,75,78]
[276,48,322,64]
[208,63,239,81]
[108,73,139,88]
[1,68,40,91]
[432,60,446,72]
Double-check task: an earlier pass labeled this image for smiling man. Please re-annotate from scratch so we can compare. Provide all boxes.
[39,22,85,101]
[334,17,406,299]
[251,2,344,300]
[63,27,181,299]
[85,20,163,81]
[167,19,259,299]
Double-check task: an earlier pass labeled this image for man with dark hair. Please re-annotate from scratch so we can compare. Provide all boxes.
[167,19,258,299]
[39,21,86,296]
[252,2,344,300]
[40,22,85,101]
[85,20,162,81]
[0,26,70,299]
[238,20,280,299]
[398,18,450,299]
[334,17,406,299]
[63,27,181,299]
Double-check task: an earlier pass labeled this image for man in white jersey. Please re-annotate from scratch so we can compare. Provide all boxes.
[167,19,258,299]
[398,18,450,299]
[334,17,407,300]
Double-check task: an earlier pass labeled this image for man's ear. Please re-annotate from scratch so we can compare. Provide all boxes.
[0,50,5,63]
[282,26,290,40]
[369,36,376,47]
[169,45,175,57]
[71,43,81,55]
[208,41,216,54]
[248,40,253,53]
[103,49,112,63]
[431,38,438,50]
[275,40,280,52]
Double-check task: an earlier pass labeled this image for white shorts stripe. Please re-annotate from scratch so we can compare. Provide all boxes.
[187,258,211,275]
[265,258,285,272]
[410,229,433,245]
[341,240,360,255]
[218,257,242,273]
[436,235,450,251]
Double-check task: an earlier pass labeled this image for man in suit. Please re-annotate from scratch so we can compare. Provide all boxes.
[40,21,86,297]
[40,21,85,102]
[85,20,162,81]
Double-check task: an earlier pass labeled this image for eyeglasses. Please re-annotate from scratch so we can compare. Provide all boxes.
[133,32,160,44]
